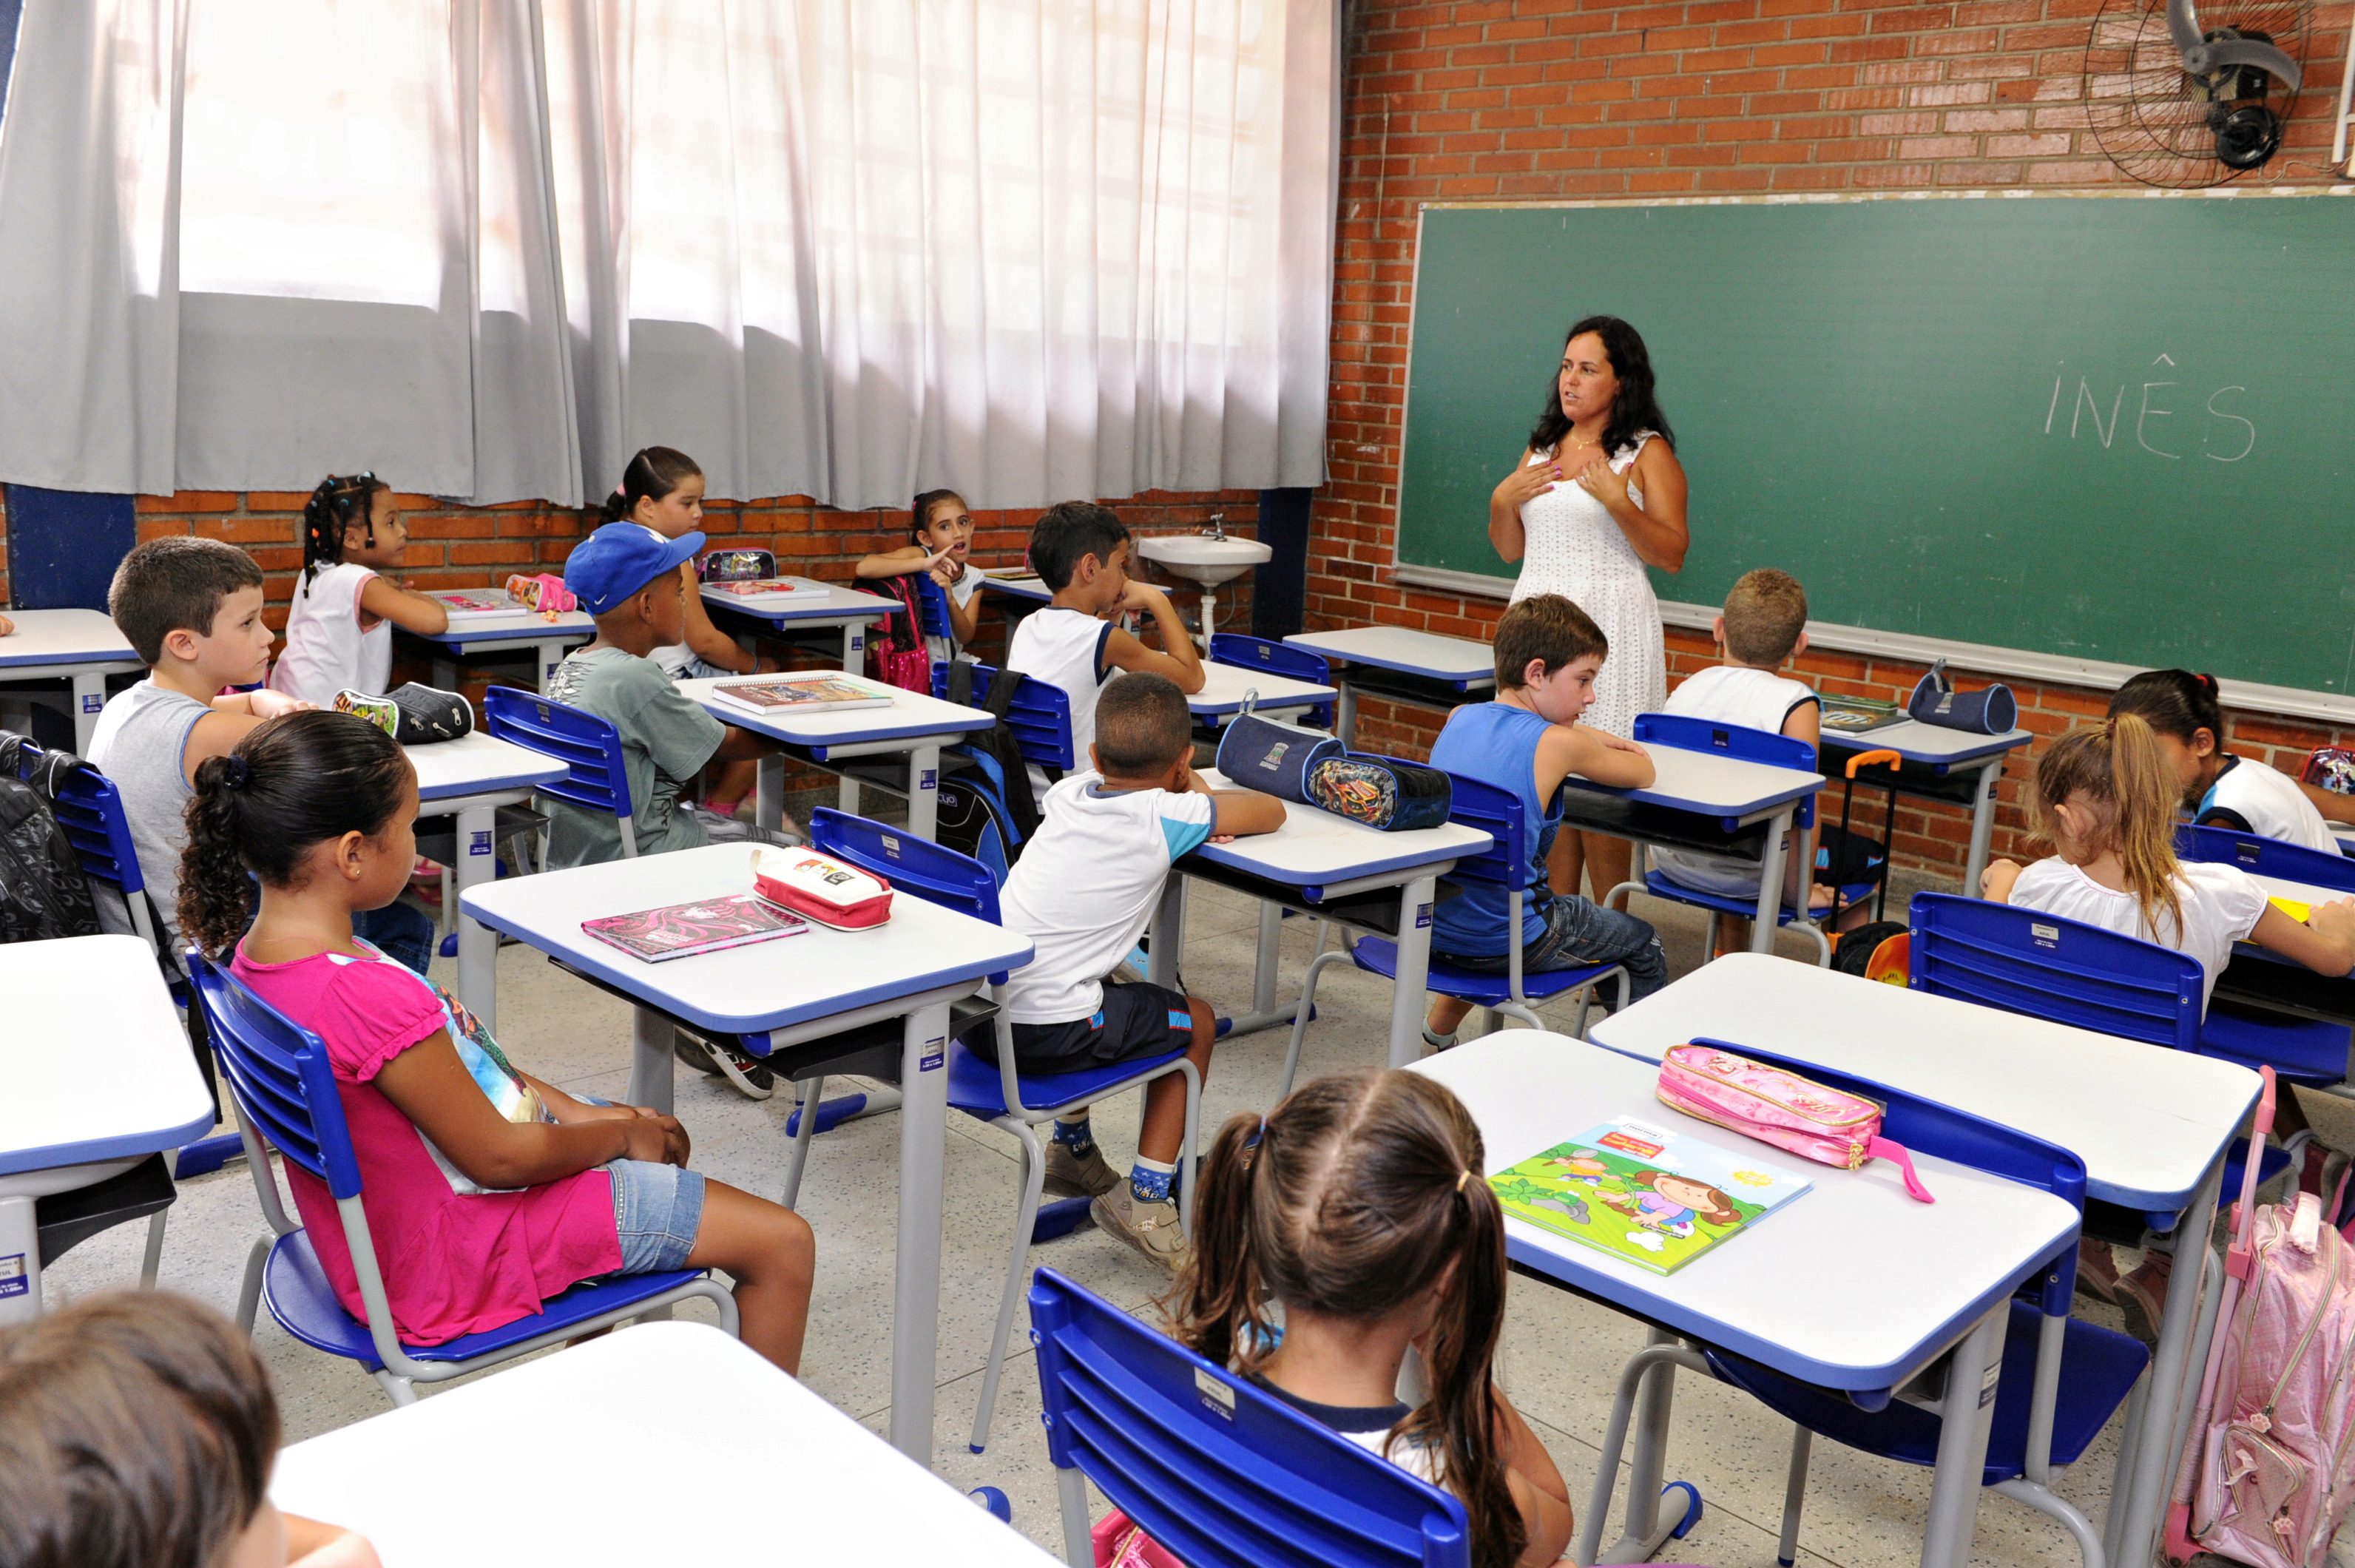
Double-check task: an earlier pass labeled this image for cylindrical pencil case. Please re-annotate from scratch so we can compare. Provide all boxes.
[1305,755,1452,831]
[1214,713,1341,805]
[1906,662,2016,735]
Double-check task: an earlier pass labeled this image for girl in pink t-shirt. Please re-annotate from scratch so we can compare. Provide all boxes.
[176,709,814,1371]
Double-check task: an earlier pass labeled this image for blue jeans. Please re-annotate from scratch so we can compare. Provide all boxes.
[1442,893,1669,1007]
[354,902,437,976]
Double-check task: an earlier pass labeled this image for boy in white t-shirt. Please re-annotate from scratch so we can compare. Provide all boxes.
[975,672,1284,1271]
[1652,569,1863,953]
[1006,501,1206,797]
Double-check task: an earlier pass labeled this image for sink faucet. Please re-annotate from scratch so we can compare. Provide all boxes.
[1201,512,1226,541]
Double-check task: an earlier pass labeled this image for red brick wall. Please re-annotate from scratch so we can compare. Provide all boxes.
[1318,0,2354,882]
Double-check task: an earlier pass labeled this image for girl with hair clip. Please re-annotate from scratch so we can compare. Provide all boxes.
[2109,667,2350,850]
[178,710,816,1371]
[268,473,450,709]
[1982,714,2355,1334]
[854,487,985,663]
[601,446,771,829]
[1165,1069,1576,1568]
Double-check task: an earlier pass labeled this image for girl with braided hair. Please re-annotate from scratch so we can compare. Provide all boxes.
[267,473,450,709]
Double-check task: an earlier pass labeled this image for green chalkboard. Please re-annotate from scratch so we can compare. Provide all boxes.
[1396,195,2355,694]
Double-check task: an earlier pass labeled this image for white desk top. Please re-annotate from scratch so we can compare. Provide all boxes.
[679,677,994,746]
[1285,626,1496,685]
[980,573,1051,603]
[1589,952,2260,1211]
[405,731,569,801]
[1819,718,2030,766]
[1191,661,1336,717]
[700,578,897,624]
[1560,738,1825,822]
[271,1322,1055,1567]
[1186,768,1490,891]
[404,604,595,645]
[0,609,141,669]
[1415,1030,2076,1391]
[0,935,214,1177]
[462,844,1032,1037]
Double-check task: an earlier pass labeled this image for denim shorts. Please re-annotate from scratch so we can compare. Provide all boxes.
[1441,893,1670,1006]
[606,1158,706,1274]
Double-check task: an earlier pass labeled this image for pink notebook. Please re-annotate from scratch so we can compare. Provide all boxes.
[581,893,808,962]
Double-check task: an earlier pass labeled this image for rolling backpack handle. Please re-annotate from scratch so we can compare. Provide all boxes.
[1837,748,1902,924]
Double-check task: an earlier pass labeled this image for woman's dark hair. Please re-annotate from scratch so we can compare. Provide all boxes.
[1165,1070,1524,1568]
[178,711,414,957]
[600,446,703,524]
[910,487,969,545]
[300,471,392,595]
[2109,668,2226,751]
[1527,314,1675,461]
[0,1291,280,1568]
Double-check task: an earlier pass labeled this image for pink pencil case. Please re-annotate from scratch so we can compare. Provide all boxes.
[1656,1041,1933,1203]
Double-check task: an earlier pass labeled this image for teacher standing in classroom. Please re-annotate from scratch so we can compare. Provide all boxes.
[1489,314,1689,903]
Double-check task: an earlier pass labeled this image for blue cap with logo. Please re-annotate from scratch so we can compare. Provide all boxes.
[564,524,706,615]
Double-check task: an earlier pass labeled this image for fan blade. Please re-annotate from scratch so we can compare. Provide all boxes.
[2165,0,2209,55]
[2200,33,2302,88]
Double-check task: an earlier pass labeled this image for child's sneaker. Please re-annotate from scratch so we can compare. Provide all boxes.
[1090,1184,1188,1273]
[673,1035,774,1099]
[2075,1236,2121,1305]
[1044,1140,1120,1199]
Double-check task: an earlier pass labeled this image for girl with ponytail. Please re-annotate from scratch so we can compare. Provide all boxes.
[180,711,815,1372]
[268,473,450,709]
[1164,1070,1574,1568]
[854,488,986,663]
[2109,668,2349,851]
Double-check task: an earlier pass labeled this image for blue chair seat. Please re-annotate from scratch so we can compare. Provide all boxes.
[945,1038,1190,1121]
[263,1228,711,1372]
[1640,871,1879,930]
[1706,1299,2147,1486]
[1352,935,1621,1009]
[2199,1004,2351,1087]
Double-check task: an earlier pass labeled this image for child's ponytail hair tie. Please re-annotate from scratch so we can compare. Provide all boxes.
[1456,1168,1473,1194]
[221,755,250,791]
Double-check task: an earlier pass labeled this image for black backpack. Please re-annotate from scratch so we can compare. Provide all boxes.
[0,734,101,943]
[944,660,1043,849]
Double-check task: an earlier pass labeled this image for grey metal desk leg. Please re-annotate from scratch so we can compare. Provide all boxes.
[1919,1305,2008,1568]
[1147,876,1187,991]
[431,655,459,692]
[2105,1156,2226,1567]
[0,1193,38,1326]
[70,673,104,754]
[1750,808,1791,954]
[453,802,500,1034]
[1336,680,1359,748]
[1962,760,2001,895]
[888,998,952,1465]
[1220,902,1307,1039]
[629,1007,675,1114]
[1388,873,1439,1068]
[535,638,567,690]
[839,775,861,815]
[1620,1327,1689,1560]
[754,754,786,832]
[905,743,940,839]
[842,621,865,673]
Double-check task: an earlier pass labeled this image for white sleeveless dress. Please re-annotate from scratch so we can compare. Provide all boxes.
[1507,432,1666,740]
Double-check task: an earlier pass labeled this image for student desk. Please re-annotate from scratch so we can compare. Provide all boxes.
[0,934,214,1326]
[1819,720,2031,896]
[980,572,1051,608]
[461,845,1032,1466]
[1156,769,1490,1055]
[1414,1030,2075,1568]
[1281,626,1495,748]
[271,1321,1055,1567]
[401,606,595,693]
[2208,864,2355,1050]
[1588,952,2262,1568]
[0,609,144,754]
[1555,737,1827,954]
[701,578,899,672]
[407,732,567,1034]
[679,677,994,840]
[1189,660,1337,731]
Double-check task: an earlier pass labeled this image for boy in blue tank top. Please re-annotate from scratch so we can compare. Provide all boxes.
[1425,594,1668,1048]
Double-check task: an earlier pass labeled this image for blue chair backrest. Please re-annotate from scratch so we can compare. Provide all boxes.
[185,949,365,1200]
[13,740,144,896]
[913,574,952,641]
[1434,770,1529,891]
[2177,823,2355,896]
[1029,1267,1472,1568]
[1209,633,1335,726]
[933,661,1075,772]
[482,686,634,822]
[1709,1040,2087,1311]
[1632,711,1819,829]
[1908,892,2201,1052]
[808,808,1012,982]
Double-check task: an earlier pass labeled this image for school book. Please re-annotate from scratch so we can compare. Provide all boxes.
[1487,1115,1812,1276]
[581,893,809,962]
[426,588,527,622]
[1820,696,1905,735]
[980,566,1037,581]
[704,576,827,603]
[708,672,896,717]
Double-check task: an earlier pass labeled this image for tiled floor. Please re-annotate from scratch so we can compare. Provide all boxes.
[44,854,2344,1567]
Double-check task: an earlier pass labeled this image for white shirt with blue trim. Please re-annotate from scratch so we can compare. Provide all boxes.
[998,772,1214,1024]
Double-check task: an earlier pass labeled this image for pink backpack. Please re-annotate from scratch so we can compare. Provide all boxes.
[2169,1070,2355,1568]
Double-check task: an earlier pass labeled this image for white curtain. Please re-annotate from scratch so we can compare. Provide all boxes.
[0,0,1337,507]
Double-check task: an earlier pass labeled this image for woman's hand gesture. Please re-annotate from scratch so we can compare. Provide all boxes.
[1491,454,1560,516]
[1570,448,1631,511]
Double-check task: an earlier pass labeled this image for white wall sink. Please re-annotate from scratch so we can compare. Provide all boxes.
[1136,534,1271,587]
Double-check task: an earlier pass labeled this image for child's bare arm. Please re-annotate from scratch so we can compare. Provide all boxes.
[678,562,757,675]
[374,1031,678,1188]
[180,700,303,786]
[855,544,930,580]
[356,573,450,635]
[1535,724,1653,797]
[1207,787,1286,838]
[943,577,983,644]
[1104,581,1205,692]
[1980,859,2023,902]
[526,1071,692,1163]
[712,723,776,763]
[2300,779,2355,826]
[2260,899,2355,979]
[1494,1390,1576,1566]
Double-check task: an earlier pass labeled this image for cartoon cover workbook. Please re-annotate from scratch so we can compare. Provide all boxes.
[1487,1116,1812,1276]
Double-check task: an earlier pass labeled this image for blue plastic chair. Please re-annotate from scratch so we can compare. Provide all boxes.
[482,685,638,856]
[1207,632,1336,729]
[933,661,1076,776]
[1609,1044,2146,1568]
[1277,768,1626,1101]
[776,809,1200,1454]
[1607,712,1882,968]
[913,572,953,643]
[1030,1267,1473,1568]
[2177,822,2355,895]
[186,949,737,1405]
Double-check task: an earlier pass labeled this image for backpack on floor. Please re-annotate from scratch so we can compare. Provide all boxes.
[0,734,101,944]
[1831,920,1910,984]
